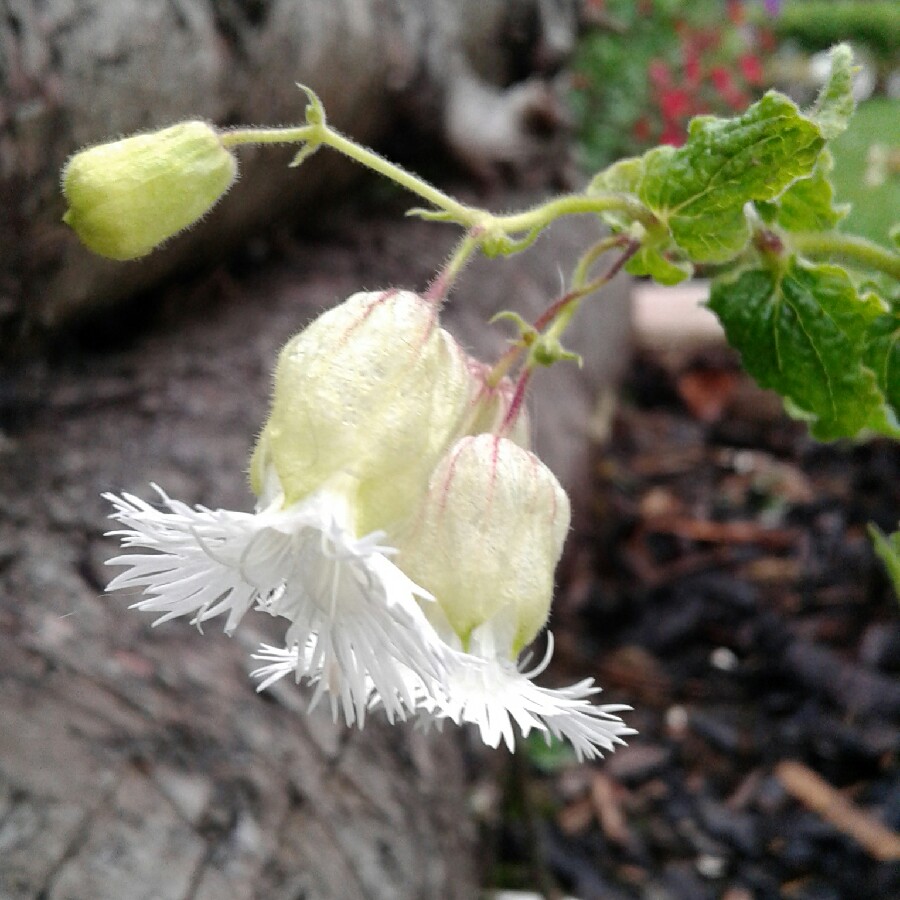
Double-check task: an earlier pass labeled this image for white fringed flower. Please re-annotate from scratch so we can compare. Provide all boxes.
[248,491,445,725]
[390,434,636,757]
[434,622,635,760]
[105,483,446,726]
[379,605,635,760]
[103,289,638,755]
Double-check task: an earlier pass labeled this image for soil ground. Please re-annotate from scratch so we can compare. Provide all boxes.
[493,342,900,900]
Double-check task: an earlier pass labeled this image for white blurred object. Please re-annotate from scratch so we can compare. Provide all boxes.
[710,646,739,672]
[886,70,900,99]
[770,42,878,104]
[489,893,582,900]
[632,281,725,358]
[809,46,876,101]
[444,65,571,184]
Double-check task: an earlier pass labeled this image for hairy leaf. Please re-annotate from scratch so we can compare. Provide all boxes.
[864,307,900,416]
[625,246,692,285]
[639,94,825,262]
[588,156,645,231]
[708,258,897,439]
[587,46,856,269]
[758,150,849,232]
[810,43,856,140]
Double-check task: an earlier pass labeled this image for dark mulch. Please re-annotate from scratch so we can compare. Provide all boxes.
[494,350,900,900]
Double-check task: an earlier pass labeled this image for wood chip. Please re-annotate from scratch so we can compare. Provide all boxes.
[590,773,630,846]
[557,796,594,835]
[776,760,900,862]
[676,368,739,422]
[645,516,797,549]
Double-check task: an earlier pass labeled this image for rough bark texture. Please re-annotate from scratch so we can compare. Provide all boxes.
[0,202,629,899]
[0,2,632,895]
[0,0,579,353]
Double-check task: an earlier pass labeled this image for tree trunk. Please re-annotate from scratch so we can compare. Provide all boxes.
[0,3,632,896]
[1,215,484,900]
[0,196,629,898]
[0,0,579,355]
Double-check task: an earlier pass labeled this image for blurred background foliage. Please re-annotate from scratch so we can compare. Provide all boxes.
[570,0,899,246]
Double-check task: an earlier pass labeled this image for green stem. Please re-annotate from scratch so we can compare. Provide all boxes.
[540,239,640,337]
[221,122,473,222]
[571,234,629,289]
[791,231,900,280]
[426,231,482,303]
[494,193,655,234]
[487,240,641,387]
[486,343,523,387]
[220,124,655,248]
[320,127,474,222]
[220,126,317,146]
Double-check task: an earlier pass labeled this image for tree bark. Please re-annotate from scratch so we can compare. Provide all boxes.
[0,216,482,900]
[0,199,629,898]
[0,3,631,896]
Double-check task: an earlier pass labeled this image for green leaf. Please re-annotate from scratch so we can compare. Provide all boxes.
[708,258,898,439]
[589,155,694,284]
[588,156,645,231]
[863,307,900,416]
[587,45,856,265]
[639,93,825,263]
[626,245,693,285]
[761,149,850,232]
[810,43,856,140]
[868,524,900,600]
[524,730,576,772]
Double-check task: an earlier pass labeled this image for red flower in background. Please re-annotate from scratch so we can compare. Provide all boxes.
[726,0,745,25]
[649,59,672,89]
[659,88,691,122]
[575,0,772,165]
[660,122,685,147]
[759,29,777,53]
[710,66,734,95]
[739,53,764,86]
[682,39,702,87]
[632,116,652,142]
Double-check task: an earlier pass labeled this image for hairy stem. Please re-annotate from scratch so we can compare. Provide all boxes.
[320,127,474,222]
[494,193,656,235]
[539,240,641,337]
[487,241,641,388]
[791,231,900,280]
[220,124,655,252]
[220,126,317,146]
[426,231,482,303]
[221,123,473,222]
[571,234,631,289]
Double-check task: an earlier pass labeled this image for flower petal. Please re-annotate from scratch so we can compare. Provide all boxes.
[104,486,311,634]
[107,485,449,728]
[252,512,448,727]
[398,624,636,760]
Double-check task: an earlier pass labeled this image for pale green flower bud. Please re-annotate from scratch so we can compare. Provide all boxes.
[396,434,570,654]
[62,121,237,260]
[253,290,473,534]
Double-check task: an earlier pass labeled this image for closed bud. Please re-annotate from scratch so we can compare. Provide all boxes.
[253,290,473,534]
[396,434,570,653]
[62,121,237,260]
[462,358,531,448]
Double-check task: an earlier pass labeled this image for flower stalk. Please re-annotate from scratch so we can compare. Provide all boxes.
[788,231,900,280]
